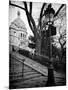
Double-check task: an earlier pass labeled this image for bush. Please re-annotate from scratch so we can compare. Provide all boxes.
[53,61,66,73]
[18,49,30,57]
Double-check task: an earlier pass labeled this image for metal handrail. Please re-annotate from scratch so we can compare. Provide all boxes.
[10,54,25,77]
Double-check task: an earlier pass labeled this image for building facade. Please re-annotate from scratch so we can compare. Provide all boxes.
[9,11,28,52]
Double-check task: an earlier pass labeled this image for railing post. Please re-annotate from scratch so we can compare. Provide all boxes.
[22,59,25,77]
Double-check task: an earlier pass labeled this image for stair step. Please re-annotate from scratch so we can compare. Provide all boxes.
[10,70,38,76]
[10,73,42,81]
[9,68,34,75]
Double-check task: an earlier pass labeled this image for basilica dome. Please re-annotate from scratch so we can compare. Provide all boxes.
[10,11,27,32]
[9,11,28,52]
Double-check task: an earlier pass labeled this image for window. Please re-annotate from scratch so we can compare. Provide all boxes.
[21,33,22,37]
[23,34,26,38]
[14,31,16,33]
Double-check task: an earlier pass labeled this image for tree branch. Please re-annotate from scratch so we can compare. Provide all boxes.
[63,41,66,46]
[30,2,32,15]
[54,4,65,17]
[38,3,46,28]
[23,2,36,36]
[9,1,26,11]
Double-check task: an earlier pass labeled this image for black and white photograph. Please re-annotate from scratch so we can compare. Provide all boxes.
[9,0,66,89]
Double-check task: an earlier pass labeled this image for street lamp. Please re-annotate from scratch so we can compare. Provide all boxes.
[44,4,55,86]
[44,4,55,25]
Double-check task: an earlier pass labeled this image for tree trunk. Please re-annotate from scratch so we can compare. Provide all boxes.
[60,45,64,61]
[36,38,41,55]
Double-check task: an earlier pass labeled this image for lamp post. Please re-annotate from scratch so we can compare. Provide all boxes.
[44,4,55,86]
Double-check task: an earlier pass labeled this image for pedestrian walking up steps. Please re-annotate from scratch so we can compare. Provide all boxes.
[9,54,48,89]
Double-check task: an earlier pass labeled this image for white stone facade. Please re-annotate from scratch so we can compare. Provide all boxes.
[9,11,28,52]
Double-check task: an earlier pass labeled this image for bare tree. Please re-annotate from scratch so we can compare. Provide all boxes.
[53,14,66,61]
[9,1,47,54]
[9,1,64,55]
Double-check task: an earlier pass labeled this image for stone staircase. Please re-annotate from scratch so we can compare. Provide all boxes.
[9,55,47,89]
[9,52,66,89]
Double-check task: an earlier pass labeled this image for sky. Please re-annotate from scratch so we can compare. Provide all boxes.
[9,1,61,36]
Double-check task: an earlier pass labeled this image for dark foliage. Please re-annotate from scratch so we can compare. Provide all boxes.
[18,49,30,57]
[28,43,36,49]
